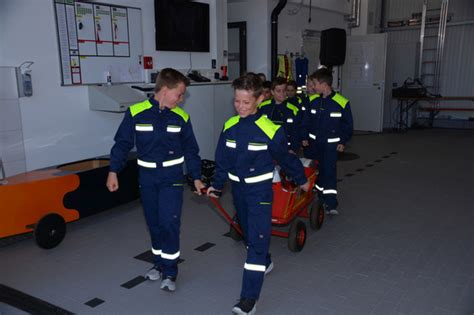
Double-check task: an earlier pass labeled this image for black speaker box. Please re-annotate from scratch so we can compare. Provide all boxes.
[320,28,347,66]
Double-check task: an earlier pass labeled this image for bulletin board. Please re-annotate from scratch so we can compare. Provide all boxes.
[54,0,144,85]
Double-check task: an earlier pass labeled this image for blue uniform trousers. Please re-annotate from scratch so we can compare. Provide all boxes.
[232,183,273,300]
[314,141,338,210]
[139,167,183,279]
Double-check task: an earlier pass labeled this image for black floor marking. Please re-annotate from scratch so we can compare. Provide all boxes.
[382,155,390,158]
[374,159,382,163]
[390,152,398,155]
[134,250,185,264]
[121,276,146,289]
[223,232,231,237]
[345,173,355,177]
[337,179,343,182]
[85,298,104,308]
[356,168,364,172]
[366,164,374,167]
[0,284,73,314]
[194,242,215,252]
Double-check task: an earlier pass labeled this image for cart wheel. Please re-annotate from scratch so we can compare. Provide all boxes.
[288,220,306,252]
[229,215,242,241]
[34,213,66,249]
[309,201,325,230]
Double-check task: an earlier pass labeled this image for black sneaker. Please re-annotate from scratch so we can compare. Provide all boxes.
[232,298,257,315]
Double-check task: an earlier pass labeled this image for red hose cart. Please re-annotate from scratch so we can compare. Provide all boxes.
[200,159,324,252]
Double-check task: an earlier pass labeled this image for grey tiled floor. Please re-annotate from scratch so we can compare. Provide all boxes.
[1,129,473,314]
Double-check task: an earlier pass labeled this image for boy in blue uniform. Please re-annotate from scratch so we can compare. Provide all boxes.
[258,77,302,153]
[107,68,205,292]
[301,68,353,215]
[286,79,303,108]
[207,73,309,315]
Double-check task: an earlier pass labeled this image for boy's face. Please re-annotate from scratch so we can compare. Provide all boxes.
[313,79,327,94]
[306,79,316,95]
[286,85,297,98]
[234,89,264,118]
[162,82,186,108]
[262,88,272,101]
[272,84,287,103]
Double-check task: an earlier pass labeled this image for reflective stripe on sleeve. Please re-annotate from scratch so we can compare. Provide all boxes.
[323,189,338,195]
[244,263,266,272]
[309,133,316,140]
[135,125,153,131]
[137,159,157,168]
[161,251,180,260]
[286,118,294,123]
[162,156,184,167]
[315,184,324,191]
[244,172,273,184]
[311,109,316,114]
[330,112,342,117]
[228,173,240,182]
[327,137,340,143]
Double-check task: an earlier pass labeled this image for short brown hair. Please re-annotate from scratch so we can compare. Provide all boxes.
[310,68,332,86]
[271,77,287,90]
[287,80,297,89]
[232,73,263,98]
[154,68,190,93]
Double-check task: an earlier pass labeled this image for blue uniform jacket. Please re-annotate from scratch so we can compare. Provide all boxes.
[258,99,302,152]
[212,113,307,191]
[301,91,353,148]
[109,97,201,181]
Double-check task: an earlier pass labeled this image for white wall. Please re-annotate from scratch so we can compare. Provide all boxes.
[0,0,227,172]
[227,0,272,78]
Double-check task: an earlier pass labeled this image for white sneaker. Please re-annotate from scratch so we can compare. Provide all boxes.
[145,266,162,281]
[329,209,339,215]
[265,261,274,275]
[160,277,176,292]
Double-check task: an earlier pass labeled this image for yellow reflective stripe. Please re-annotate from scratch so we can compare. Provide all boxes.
[151,248,162,255]
[327,137,340,143]
[171,107,189,122]
[224,115,240,132]
[137,159,157,168]
[244,172,273,183]
[332,93,349,109]
[161,251,180,260]
[244,263,266,272]
[309,94,321,102]
[228,173,240,182]
[135,125,153,131]
[255,116,281,140]
[258,99,272,109]
[309,133,316,140]
[163,156,184,167]
[330,112,342,118]
[130,100,152,117]
[286,102,299,116]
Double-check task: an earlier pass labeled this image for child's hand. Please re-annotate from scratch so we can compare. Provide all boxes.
[193,179,206,195]
[206,186,222,198]
[300,180,310,192]
[337,144,345,152]
[302,140,309,147]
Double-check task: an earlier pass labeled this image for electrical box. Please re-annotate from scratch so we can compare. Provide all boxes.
[88,85,146,112]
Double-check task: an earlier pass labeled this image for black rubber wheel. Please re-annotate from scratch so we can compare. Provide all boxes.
[309,201,325,230]
[34,213,66,249]
[229,215,243,241]
[288,220,306,252]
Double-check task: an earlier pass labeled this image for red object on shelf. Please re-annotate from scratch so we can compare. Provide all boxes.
[143,56,153,69]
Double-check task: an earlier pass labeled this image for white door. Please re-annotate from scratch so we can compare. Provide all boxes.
[341,33,387,132]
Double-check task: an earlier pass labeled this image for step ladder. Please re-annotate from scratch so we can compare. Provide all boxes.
[418,0,449,126]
